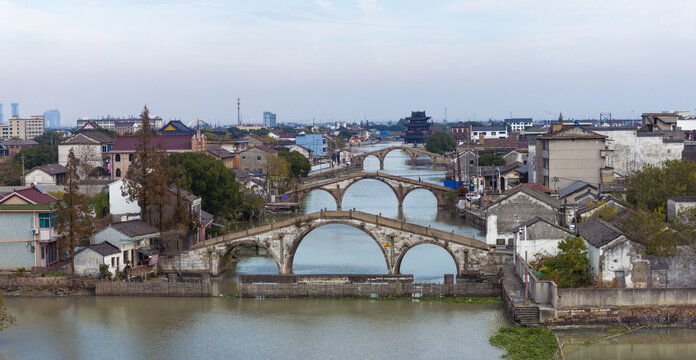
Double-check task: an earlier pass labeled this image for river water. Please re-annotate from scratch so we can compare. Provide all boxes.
[1,142,695,359]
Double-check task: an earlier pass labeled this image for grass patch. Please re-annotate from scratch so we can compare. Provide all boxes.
[490,327,558,360]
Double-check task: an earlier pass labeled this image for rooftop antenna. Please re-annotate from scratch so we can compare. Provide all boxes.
[237,98,241,126]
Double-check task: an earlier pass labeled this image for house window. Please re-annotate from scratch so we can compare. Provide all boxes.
[41,246,45,259]
[39,212,57,228]
[242,156,246,160]
[102,145,107,153]
[115,154,121,162]
[257,156,261,161]
[116,169,121,177]
[128,154,133,161]
[111,257,115,266]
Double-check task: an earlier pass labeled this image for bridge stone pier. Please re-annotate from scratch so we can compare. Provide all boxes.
[285,172,452,210]
[161,210,495,277]
[351,145,451,170]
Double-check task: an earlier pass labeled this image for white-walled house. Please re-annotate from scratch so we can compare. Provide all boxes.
[74,242,122,276]
[484,186,561,247]
[578,217,649,288]
[513,217,574,262]
[109,179,141,219]
[58,131,114,170]
[288,144,313,160]
[24,164,67,186]
[93,220,160,267]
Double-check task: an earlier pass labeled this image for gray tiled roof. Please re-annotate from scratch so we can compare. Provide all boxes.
[111,220,160,238]
[200,209,214,226]
[30,164,67,175]
[88,242,120,256]
[559,180,596,198]
[577,217,623,248]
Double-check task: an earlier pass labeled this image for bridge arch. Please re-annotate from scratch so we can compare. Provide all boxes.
[284,220,391,275]
[219,240,283,274]
[299,188,340,210]
[393,240,460,276]
[360,154,383,171]
[339,177,401,209]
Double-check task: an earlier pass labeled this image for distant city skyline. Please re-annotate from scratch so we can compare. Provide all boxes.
[0,0,693,126]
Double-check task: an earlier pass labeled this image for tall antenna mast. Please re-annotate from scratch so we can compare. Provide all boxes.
[237,98,241,126]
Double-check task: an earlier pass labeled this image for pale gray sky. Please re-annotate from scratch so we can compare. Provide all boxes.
[0,0,694,126]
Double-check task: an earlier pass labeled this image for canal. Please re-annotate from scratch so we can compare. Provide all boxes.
[1,142,695,359]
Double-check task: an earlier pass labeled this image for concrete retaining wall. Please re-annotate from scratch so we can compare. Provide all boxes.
[95,281,212,297]
[238,282,500,298]
[0,275,71,288]
[547,306,696,325]
[557,288,696,307]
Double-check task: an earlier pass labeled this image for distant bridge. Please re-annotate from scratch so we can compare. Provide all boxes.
[163,210,492,276]
[285,172,452,209]
[351,145,450,170]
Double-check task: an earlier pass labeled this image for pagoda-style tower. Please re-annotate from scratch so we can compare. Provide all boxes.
[403,111,432,144]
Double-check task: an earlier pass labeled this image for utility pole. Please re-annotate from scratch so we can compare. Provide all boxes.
[237,98,241,126]
[21,154,25,186]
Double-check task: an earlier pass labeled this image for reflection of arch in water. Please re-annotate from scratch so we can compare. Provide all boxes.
[394,241,460,275]
[219,240,282,274]
[285,222,390,275]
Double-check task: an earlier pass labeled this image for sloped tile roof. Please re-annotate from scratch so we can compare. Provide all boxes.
[29,164,67,175]
[0,186,58,205]
[111,135,193,151]
[539,126,606,140]
[578,217,623,248]
[110,220,160,238]
[207,144,234,158]
[559,180,597,198]
[88,242,120,256]
[508,183,554,194]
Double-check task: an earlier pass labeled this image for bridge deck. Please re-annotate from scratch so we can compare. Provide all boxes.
[192,210,489,251]
[290,172,451,193]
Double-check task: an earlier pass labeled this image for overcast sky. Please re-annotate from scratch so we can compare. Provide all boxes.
[0,0,694,126]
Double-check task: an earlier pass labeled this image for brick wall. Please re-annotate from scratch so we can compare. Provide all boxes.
[95,281,211,297]
[238,282,500,298]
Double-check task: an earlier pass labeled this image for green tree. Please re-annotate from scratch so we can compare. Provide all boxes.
[13,144,58,169]
[338,128,353,139]
[425,132,456,155]
[87,192,109,218]
[478,154,506,166]
[625,160,696,212]
[169,152,242,221]
[33,131,65,146]
[55,149,90,275]
[279,151,311,178]
[620,208,678,257]
[123,106,170,227]
[0,161,22,185]
[0,290,16,332]
[538,236,593,288]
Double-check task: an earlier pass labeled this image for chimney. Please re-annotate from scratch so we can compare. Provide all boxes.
[478,132,484,144]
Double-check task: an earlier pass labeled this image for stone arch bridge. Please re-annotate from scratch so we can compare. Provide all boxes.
[285,172,452,210]
[164,210,493,276]
[351,145,450,170]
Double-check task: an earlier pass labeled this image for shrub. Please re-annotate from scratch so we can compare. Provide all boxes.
[98,264,112,280]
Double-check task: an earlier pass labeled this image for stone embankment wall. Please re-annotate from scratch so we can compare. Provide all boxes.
[548,306,696,325]
[95,280,212,297]
[458,208,485,228]
[238,282,500,298]
[0,275,97,296]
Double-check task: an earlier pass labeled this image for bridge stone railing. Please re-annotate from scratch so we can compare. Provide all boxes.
[192,210,489,251]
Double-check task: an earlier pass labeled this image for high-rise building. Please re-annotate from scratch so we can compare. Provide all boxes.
[263,111,277,128]
[44,109,61,129]
[2,115,45,140]
[11,103,18,117]
[403,111,432,144]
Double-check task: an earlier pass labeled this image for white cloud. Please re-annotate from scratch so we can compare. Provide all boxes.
[314,0,333,10]
[356,0,380,15]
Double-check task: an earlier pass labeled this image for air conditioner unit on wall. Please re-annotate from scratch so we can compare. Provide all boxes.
[32,228,39,235]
